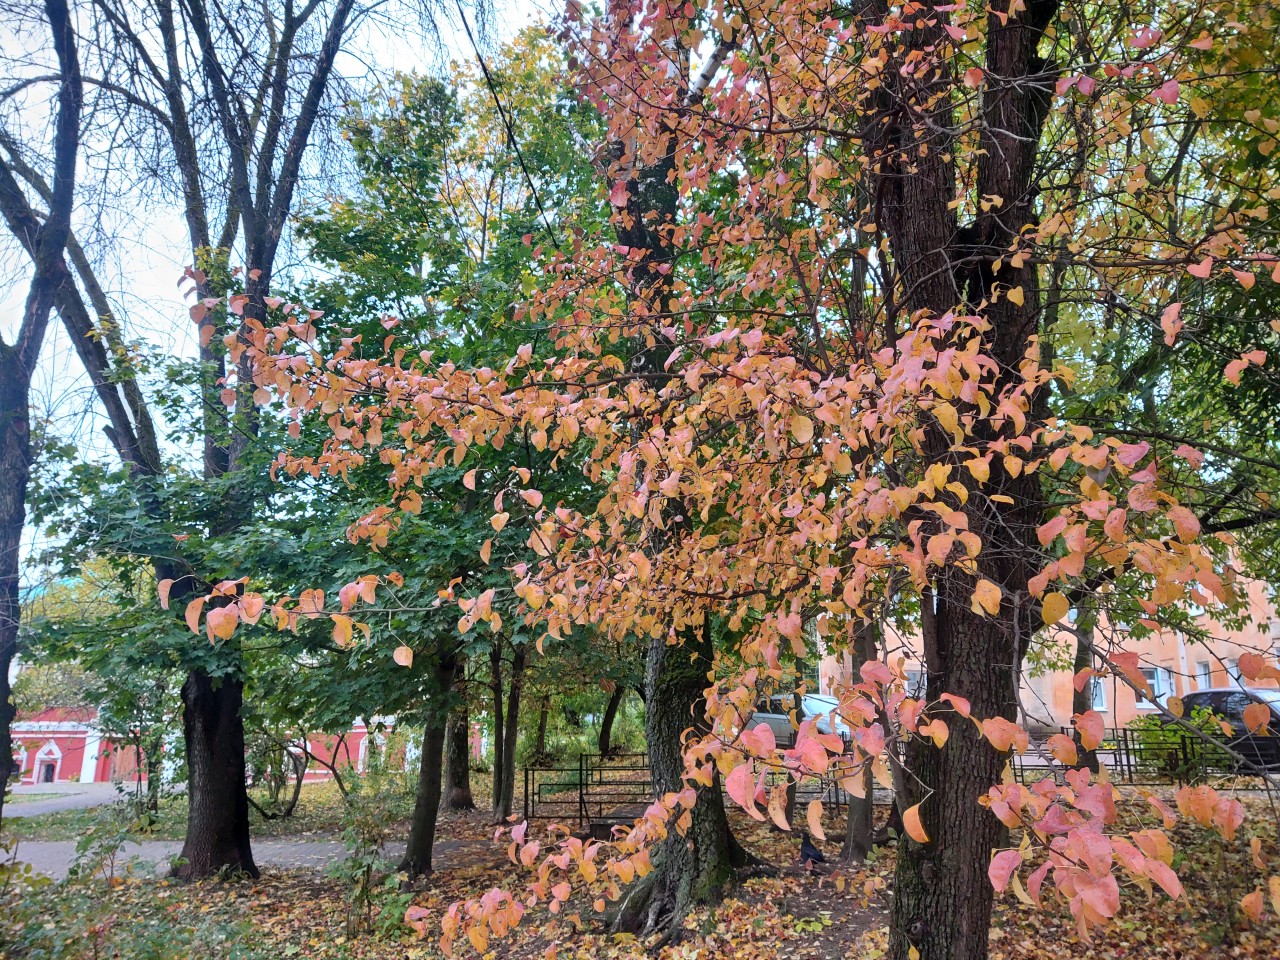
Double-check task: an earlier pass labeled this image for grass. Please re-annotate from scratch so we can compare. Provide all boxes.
[0,767,509,845]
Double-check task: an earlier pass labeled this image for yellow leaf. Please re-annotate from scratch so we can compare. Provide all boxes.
[332,614,353,647]
[966,457,990,483]
[1041,592,1069,625]
[790,415,814,444]
[491,512,510,532]
[1007,286,1025,306]
[971,579,1002,616]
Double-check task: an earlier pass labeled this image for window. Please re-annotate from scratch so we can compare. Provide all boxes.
[1196,661,1213,690]
[1139,667,1175,708]
[1220,692,1255,730]
[1225,658,1243,688]
[1090,676,1108,711]
[904,669,926,698]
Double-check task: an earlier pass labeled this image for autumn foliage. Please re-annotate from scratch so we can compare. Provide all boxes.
[174,0,1280,956]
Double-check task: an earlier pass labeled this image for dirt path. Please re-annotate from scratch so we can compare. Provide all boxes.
[7,837,494,880]
[3,783,127,817]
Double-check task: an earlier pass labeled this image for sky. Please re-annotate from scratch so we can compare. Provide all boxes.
[1,0,546,581]
[2,0,549,435]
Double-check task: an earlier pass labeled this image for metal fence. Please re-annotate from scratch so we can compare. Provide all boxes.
[522,730,1272,828]
[522,752,652,827]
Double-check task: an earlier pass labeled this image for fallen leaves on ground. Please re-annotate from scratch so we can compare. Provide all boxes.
[5,788,1279,958]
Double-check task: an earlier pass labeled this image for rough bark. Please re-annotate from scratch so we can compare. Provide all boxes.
[598,684,626,755]
[533,696,549,758]
[875,1,1058,957]
[493,642,526,822]
[176,670,258,878]
[0,0,80,828]
[1069,597,1101,772]
[842,624,879,863]
[399,656,457,878]
[489,638,504,807]
[443,704,475,811]
[612,630,747,939]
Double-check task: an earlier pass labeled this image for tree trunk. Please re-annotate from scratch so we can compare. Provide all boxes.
[871,0,1057,954]
[842,624,879,863]
[176,669,258,878]
[489,639,504,809]
[1070,596,1100,772]
[534,696,549,758]
[598,685,625,756]
[0,350,28,826]
[0,0,81,830]
[0,373,26,826]
[443,705,475,811]
[841,763,876,864]
[399,656,457,878]
[493,643,525,822]
[612,629,747,939]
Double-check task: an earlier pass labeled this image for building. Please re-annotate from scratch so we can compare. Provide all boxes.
[820,577,1280,733]
[10,708,386,786]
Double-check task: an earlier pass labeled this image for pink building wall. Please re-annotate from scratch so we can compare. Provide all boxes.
[820,577,1280,732]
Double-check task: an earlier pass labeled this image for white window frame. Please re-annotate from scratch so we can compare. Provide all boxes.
[1225,658,1243,688]
[1090,677,1107,711]
[1195,661,1213,690]
[1138,667,1174,709]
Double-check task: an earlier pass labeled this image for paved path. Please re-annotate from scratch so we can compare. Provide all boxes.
[6,838,492,880]
[4,783,125,817]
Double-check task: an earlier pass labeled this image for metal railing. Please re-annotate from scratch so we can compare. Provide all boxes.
[523,752,652,826]
[522,729,1273,828]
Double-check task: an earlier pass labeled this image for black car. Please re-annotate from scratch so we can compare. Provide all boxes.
[1178,687,1280,771]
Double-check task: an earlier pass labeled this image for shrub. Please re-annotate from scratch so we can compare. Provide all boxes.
[1125,707,1230,783]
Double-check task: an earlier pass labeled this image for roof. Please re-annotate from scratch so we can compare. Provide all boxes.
[1182,688,1280,698]
[14,706,97,724]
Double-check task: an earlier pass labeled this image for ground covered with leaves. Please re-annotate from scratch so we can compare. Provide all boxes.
[3,788,1278,959]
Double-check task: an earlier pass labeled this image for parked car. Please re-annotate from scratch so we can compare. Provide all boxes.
[1176,687,1280,770]
[744,694,851,749]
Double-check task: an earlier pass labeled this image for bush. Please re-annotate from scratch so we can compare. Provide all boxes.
[327,763,414,938]
[1126,707,1230,783]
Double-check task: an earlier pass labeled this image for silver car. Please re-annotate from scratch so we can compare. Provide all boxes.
[745,694,852,749]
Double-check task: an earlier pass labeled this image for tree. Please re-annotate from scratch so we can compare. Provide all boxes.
[0,0,81,826]
[193,2,1280,958]
[9,0,486,879]
[287,26,606,866]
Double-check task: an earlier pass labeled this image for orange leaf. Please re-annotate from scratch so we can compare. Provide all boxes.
[158,578,175,610]
[1074,710,1106,752]
[184,597,206,635]
[1241,889,1264,923]
[394,645,414,668]
[1243,702,1271,735]
[806,798,826,841]
[903,803,929,843]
